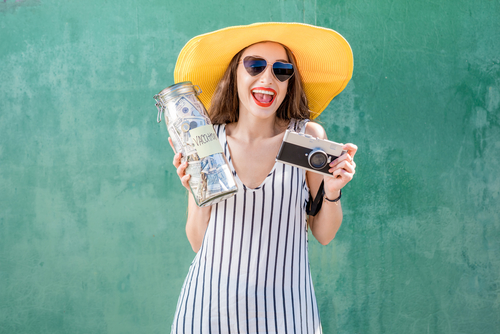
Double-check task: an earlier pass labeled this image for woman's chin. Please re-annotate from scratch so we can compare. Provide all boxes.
[238,95,285,121]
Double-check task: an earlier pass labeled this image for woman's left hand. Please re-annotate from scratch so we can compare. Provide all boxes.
[324,143,357,198]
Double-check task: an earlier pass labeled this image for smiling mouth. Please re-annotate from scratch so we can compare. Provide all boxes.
[251,88,276,107]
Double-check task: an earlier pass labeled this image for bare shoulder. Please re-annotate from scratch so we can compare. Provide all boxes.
[305,121,327,140]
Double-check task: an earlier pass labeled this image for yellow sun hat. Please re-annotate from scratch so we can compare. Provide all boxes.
[174,22,353,119]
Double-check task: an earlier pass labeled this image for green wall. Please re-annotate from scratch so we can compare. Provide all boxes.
[1,0,499,333]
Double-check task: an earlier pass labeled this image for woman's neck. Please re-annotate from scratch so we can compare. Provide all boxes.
[229,112,288,141]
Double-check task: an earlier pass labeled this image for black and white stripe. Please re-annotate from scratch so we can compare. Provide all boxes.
[171,120,322,334]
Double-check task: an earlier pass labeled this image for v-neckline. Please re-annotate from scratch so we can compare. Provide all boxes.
[221,124,278,191]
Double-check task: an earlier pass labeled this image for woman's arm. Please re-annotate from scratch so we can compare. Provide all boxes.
[170,138,212,253]
[305,123,357,245]
[185,190,211,253]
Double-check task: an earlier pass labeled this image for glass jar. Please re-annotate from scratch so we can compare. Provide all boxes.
[154,82,238,206]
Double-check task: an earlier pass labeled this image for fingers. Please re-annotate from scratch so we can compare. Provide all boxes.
[171,149,191,190]
[329,168,354,189]
[173,152,183,168]
[342,143,358,159]
[332,152,353,165]
[176,159,188,177]
[335,169,354,181]
[323,143,357,191]
[169,137,183,170]
[329,160,355,174]
[175,159,191,189]
[330,165,354,179]
[329,154,356,173]
[180,173,191,189]
[328,151,356,185]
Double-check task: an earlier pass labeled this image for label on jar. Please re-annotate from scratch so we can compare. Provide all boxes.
[189,125,223,159]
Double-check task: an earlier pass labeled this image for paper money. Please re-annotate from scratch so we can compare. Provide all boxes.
[155,83,238,206]
[216,165,231,190]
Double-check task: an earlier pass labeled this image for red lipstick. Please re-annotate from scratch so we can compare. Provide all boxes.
[251,87,277,107]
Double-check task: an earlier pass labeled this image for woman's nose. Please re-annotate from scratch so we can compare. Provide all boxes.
[259,64,274,83]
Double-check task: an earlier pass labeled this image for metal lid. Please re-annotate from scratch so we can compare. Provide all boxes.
[154,81,201,103]
[154,82,203,123]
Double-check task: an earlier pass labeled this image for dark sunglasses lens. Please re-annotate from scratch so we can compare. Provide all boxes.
[243,57,267,76]
[273,62,294,82]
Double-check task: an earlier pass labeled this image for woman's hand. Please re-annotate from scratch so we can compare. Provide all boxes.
[324,143,357,199]
[169,137,191,191]
[169,137,211,253]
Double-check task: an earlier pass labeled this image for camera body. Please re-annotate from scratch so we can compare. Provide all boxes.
[276,130,346,176]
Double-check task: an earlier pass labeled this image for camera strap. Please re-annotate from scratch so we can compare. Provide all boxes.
[306,180,325,216]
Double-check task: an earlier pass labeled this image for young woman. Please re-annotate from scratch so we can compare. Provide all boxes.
[169,23,357,334]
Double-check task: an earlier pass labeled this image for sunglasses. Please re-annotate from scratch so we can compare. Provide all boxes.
[239,56,295,82]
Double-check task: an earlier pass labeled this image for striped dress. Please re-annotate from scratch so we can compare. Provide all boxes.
[171,119,322,334]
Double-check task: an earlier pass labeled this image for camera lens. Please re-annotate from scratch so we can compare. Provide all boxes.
[308,149,328,169]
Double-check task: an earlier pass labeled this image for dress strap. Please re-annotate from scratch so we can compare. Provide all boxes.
[288,118,309,134]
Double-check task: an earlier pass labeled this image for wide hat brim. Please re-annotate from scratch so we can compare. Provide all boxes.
[174,22,353,119]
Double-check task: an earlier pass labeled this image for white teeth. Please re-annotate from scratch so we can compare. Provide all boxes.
[252,89,275,95]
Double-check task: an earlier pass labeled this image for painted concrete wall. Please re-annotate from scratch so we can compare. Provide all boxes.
[1,0,499,333]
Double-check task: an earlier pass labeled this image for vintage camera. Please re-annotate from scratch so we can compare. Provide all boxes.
[276,130,346,176]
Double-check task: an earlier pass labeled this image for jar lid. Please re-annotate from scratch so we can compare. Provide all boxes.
[154,81,201,103]
[154,82,203,123]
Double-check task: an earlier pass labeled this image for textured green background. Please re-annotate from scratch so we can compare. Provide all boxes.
[1,0,499,333]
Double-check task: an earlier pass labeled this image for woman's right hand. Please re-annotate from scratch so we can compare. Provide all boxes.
[169,137,211,253]
[169,137,191,190]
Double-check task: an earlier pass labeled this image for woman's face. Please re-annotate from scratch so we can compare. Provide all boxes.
[236,42,289,121]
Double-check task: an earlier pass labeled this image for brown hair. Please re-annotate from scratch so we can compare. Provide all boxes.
[209,44,310,124]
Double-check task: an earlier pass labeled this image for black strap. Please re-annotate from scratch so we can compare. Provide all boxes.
[306,180,324,216]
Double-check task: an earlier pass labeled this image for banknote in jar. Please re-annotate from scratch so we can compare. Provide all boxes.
[175,96,198,118]
[216,165,231,190]
[205,167,223,197]
[186,160,203,199]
